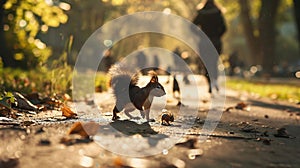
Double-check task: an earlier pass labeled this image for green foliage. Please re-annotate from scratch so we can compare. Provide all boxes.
[95,72,109,91]
[0,68,41,93]
[3,0,68,68]
[0,65,72,96]
[0,91,14,109]
[0,49,72,95]
[47,52,72,95]
[226,79,300,102]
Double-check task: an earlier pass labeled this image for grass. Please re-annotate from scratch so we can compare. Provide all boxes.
[95,72,109,91]
[226,78,300,103]
[0,67,72,95]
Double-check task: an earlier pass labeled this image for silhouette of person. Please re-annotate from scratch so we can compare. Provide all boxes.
[173,75,184,106]
[172,46,181,71]
[193,0,226,93]
[228,51,238,76]
[136,46,148,74]
[101,48,114,72]
[153,54,160,71]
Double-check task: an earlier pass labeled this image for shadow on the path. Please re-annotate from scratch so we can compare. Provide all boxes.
[250,99,300,112]
[110,120,158,136]
[226,96,300,112]
[109,120,169,147]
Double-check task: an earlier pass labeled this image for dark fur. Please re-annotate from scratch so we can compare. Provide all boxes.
[109,64,166,121]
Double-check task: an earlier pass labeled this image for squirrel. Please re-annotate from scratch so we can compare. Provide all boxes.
[108,63,166,121]
[161,111,174,126]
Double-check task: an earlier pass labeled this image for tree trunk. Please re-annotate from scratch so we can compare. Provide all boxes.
[258,0,280,74]
[294,0,300,51]
[238,0,261,65]
[0,0,15,67]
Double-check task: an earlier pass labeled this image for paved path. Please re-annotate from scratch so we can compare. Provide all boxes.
[1,75,300,168]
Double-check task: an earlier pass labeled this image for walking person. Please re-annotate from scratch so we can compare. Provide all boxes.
[193,0,226,93]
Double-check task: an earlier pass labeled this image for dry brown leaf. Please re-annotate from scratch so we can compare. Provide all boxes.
[13,92,40,111]
[68,122,88,138]
[67,122,99,138]
[225,102,250,112]
[43,97,62,108]
[274,127,290,138]
[113,157,125,167]
[235,102,248,110]
[224,106,234,112]
[61,104,77,119]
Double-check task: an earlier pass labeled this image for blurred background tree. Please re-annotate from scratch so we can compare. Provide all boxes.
[0,0,68,69]
[0,0,299,76]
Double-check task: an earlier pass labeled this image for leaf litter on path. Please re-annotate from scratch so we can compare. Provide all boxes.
[274,127,295,138]
[225,102,250,112]
[61,104,77,119]
[60,122,99,145]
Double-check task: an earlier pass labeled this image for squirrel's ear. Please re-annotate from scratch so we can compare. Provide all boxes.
[150,75,158,83]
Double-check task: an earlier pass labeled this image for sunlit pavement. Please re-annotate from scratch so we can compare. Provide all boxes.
[89,74,299,167]
[1,75,300,167]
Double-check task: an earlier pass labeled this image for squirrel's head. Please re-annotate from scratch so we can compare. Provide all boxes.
[147,75,166,97]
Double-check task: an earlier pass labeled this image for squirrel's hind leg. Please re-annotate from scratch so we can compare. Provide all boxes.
[144,109,155,122]
[112,106,121,120]
[140,110,145,119]
[124,109,141,120]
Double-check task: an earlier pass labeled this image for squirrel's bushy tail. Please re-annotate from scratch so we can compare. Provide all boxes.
[108,63,139,99]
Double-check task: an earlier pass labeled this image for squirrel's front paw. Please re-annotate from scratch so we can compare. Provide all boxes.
[112,116,120,120]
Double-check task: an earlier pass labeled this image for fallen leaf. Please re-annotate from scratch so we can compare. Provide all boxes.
[61,104,77,119]
[235,102,249,110]
[113,157,126,167]
[225,102,250,112]
[24,93,42,104]
[274,127,290,138]
[12,92,40,111]
[224,106,234,112]
[42,97,62,109]
[95,85,103,93]
[0,97,12,109]
[67,122,99,138]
